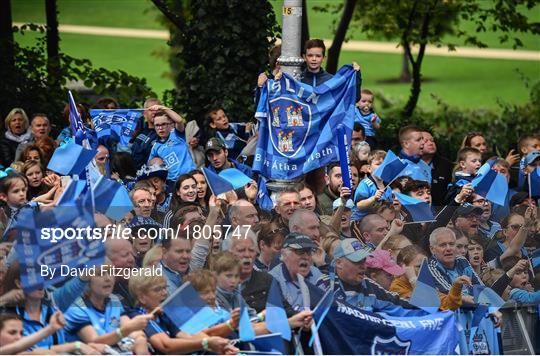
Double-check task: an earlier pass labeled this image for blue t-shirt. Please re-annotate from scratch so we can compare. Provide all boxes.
[354,108,380,137]
[351,176,393,221]
[12,304,66,350]
[148,129,196,181]
[64,295,124,341]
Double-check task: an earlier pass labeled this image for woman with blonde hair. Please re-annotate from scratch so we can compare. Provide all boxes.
[1,108,31,167]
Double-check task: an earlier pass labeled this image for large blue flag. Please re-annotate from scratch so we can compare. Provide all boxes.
[373,150,407,184]
[410,259,440,313]
[472,161,508,206]
[90,109,142,147]
[12,190,102,292]
[47,141,97,176]
[265,279,291,341]
[201,167,234,196]
[161,282,223,335]
[92,177,133,221]
[254,65,357,179]
[394,192,434,222]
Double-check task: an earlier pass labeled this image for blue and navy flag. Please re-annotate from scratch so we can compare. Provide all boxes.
[47,140,97,176]
[56,178,87,206]
[92,177,133,221]
[472,161,508,206]
[161,282,223,335]
[410,259,440,313]
[201,167,235,196]
[254,65,357,179]
[245,333,286,354]
[12,190,102,292]
[265,279,291,341]
[90,109,142,147]
[219,168,253,190]
[529,167,540,196]
[68,91,88,145]
[309,289,334,347]
[373,150,407,184]
[256,177,274,212]
[394,192,434,222]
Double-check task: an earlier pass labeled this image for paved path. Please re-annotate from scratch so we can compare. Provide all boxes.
[15,22,540,61]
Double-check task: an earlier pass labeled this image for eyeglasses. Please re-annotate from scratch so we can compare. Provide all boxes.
[292,249,313,256]
[509,224,523,231]
[472,199,488,206]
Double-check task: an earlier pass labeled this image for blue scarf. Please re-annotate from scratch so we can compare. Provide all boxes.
[399,150,421,164]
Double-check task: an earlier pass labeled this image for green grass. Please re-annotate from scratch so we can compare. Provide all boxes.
[11,0,540,110]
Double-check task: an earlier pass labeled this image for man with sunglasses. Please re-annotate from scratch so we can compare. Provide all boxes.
[468,193,502,240]
[269,233,322,310]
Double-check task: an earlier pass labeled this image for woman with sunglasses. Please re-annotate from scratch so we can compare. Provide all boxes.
[485,208,536,268]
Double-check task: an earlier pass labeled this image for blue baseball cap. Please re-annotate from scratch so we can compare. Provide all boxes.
[333,238,371,262]
[282,233,318,251]
[524,151,540,166]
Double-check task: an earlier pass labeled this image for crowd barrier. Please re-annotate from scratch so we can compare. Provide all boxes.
[499,302,539,355]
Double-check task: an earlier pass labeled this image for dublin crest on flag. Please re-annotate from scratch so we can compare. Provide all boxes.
[254,65,357,179]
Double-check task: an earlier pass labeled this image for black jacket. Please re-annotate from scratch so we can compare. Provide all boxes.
[242,269,295,317]
[0,134,19,167]
[428,155,454,208]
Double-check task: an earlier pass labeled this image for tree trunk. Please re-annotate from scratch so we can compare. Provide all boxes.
[402,53,423,119]
[0,0,14,72]
[326,0,357,74]
[301,0,309,54]
[45,0,61,90]
[400,45,411,82]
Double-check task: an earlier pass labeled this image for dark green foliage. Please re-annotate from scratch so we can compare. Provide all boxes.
[0,25,155,127]
[162,0,279,124]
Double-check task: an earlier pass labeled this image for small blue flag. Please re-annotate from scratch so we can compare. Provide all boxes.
[472,161,508,206]
[90,109,142,147]
[12,190,102,292]
[373,150,407,184]
[248,333,286,354]
[531,248,540,270]
[239,295,256,342]
[92,177,133,220]
[219,168,253,189]
[68,91,87,142]
[309,289,334,347]
[47,141,97,176]
[256,177,274,212]
[394,192,434,222]
[473,285,505,313]
[410,259,440,313]
[201,167,234,196]
[265,279,291,341]
[56,179,87,206]
[336,124,352,189]
[161,282,223,335]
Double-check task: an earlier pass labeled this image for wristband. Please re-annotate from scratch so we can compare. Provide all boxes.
[202,337,209,351]
[226,320,235,331]
[75,341,81,353]
[257,312,265,322]
[115,327,124,339]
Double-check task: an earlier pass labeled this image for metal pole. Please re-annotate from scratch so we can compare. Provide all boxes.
[278,0,304,80]
[267,0,304,193]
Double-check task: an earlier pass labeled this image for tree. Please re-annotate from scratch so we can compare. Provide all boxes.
[0,0,15,78]
[153,0,278,125]
[318,0,540,119]
[325,0,357,74]
[45,0,61,93]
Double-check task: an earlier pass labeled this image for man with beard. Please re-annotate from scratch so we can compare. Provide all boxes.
[317,163,342,215]
[269,233,322,310]
[421,131,453,208]
[398,126,431,183]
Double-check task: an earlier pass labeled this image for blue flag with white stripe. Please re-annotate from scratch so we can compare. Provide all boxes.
[47,141,97,176]
[161,282,223,335]
[394,192,434,222]
[265,279,291,341]
[373,150,407,184]
[254,65,357,179]
[92,177,133,220]
[410,259,440,313]
[90,109,142,147]
[12,190,102,292]
[472,161,508,206]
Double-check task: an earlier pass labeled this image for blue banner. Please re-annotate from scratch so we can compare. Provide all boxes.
[90,109,142,147]
[254,65,357,179]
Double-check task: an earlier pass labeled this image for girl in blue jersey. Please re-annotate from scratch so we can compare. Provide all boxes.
[63,265,153,354]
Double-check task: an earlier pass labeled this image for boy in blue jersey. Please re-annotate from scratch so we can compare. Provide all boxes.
[352,150,393,222]
[147,109,195,182]
[354,89,381,149]
[205,107,253,160]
